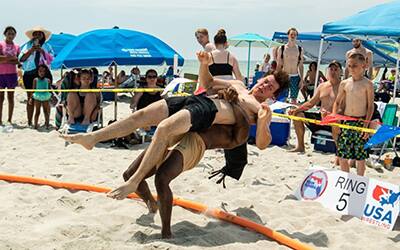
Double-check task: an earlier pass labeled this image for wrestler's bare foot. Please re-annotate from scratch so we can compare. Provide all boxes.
[146,200,158,214]
[59,133,96,150]
[289,147,305,153]
[107,182,138,200]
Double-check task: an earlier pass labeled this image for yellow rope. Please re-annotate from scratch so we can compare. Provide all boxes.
[0,88,164,93]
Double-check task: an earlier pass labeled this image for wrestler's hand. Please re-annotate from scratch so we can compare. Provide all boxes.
[196,51,211,65]
[217,87,238,103]
[258,102,272,124]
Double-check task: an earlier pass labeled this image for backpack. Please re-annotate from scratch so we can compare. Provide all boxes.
[280,44,302,65]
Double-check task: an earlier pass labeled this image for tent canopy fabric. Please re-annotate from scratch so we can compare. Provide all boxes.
[47,33,76,57]
[51,28,184,69]
[322,1,400,39]
[272,31,396,66]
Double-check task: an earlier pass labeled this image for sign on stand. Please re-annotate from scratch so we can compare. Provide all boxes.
[294,169,400,230]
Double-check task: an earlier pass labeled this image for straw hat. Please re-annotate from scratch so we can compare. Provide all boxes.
[25,26,52,41]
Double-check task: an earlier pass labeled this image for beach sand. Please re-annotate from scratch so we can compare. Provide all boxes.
[1,91,400,250]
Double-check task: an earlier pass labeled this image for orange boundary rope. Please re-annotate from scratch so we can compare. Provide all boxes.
[0,172,314,250]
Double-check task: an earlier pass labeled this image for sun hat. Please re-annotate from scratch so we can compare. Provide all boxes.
[25,26,52,41]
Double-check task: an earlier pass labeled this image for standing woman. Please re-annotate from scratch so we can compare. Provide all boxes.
[0,26,20,125]
[208,29,244,81]
[19,26,54,127]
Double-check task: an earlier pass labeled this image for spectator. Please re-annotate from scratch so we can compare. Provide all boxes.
[32,64,51,129]
[130,69,161,111]
[261,53,271,73]
[19,26,54,127]
[66,69,100,125]
[117,70,128,85]
[301,61,327,101]
[208,29,244,81]
[195,28,215,52]
[0,26,20,125]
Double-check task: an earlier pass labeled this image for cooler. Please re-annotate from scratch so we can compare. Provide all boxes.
[249,116,291,146]
[101,87,115,101]
[311,130,336,153]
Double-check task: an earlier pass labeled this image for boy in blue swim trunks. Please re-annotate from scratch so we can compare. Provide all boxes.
[333,53,374,176]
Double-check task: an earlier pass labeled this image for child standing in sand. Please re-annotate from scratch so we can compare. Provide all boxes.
[32,64,51,129]
[333,53,374,176]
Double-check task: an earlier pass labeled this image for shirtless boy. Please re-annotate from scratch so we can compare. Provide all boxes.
[61,51,290,199]
[276,27,304,103]
[289,61,342,153]
[333,53,374,176]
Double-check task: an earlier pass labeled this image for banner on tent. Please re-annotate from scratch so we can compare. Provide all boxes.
[294,169,400,230]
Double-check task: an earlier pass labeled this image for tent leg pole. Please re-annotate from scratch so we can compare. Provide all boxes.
[392,43,400,103]
[314,37,324,90]
[114,64,118,121]
[246,42,252,86]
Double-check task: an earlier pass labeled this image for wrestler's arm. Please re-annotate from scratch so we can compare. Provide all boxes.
[255,103,272,150]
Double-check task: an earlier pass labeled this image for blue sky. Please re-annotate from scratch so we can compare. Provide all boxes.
[1,0,387,60]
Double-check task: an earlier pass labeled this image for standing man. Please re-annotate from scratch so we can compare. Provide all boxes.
[276,27,304,104]
[288,61,342,153]
[195,28,215,52]
[345,38,373,79]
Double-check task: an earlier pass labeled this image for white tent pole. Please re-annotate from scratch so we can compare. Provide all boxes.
[173,54,178,76]
[314,37,324,90]
[392,42,400,103]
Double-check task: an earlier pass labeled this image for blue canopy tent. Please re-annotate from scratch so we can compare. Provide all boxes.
[272,32,396,67]
[228,33,281,83]
[47,33,76,57]
[321,0,400,102]
[52,27,184,119]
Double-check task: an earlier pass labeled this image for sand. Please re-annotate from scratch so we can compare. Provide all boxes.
[0,91,400,250]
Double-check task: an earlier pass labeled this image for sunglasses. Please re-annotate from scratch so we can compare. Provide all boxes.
[147,75,157,79]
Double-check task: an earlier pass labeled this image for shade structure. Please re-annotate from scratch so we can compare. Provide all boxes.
[228,33,281,82]
[52,27,184,69]
[272,32,396,66]
[322,1,400,103]
[47,33,76,57]
[322,1,400,39]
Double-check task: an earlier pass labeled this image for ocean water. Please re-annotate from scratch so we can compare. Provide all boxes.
[50,59,261,80]
[51,59,323,81]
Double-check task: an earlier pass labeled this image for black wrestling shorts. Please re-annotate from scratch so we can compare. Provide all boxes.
[165,95,218,132]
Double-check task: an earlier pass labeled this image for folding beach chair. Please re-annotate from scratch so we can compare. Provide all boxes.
[374,103,399,158]
[56,73,104,134]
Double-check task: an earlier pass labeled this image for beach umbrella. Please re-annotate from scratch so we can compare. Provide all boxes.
[51,27,184,69]
[51,27,184,120]
[47,32,76,57]
[228,33,281,82]
[321,0,400,103]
